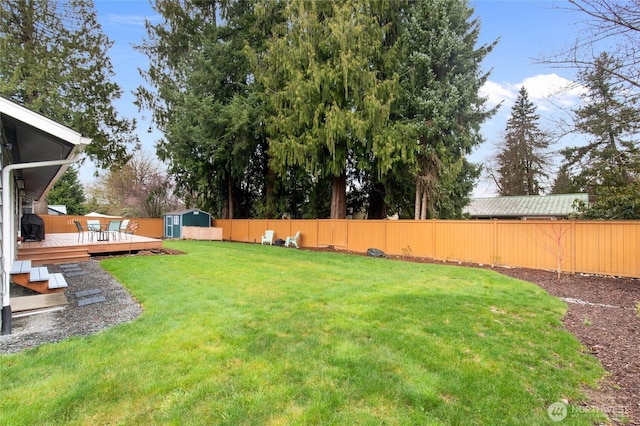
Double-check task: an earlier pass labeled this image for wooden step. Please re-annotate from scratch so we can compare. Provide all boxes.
[29,266,50,282]
[10,260,32,274]
[12,293,68,317]
[18,247,90,265]
[9,260,33,292]
[48,273,68,290]
[9,261,67,294]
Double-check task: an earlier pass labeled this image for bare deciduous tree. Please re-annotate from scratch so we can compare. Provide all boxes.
[542,0,640,91]
[87,152,183,218]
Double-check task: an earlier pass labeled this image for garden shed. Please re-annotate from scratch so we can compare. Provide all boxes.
[163,209,211,239]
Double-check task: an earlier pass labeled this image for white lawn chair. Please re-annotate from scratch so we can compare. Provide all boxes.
[284,231,300,248]
[261,230,274,245]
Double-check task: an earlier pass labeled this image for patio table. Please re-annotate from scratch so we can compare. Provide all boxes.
[88,223,110,241]
[96,226,110,241]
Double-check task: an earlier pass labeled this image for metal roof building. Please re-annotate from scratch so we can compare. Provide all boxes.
[463,193,589,220]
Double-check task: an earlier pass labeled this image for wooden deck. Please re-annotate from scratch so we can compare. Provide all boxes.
[18,232,163,265]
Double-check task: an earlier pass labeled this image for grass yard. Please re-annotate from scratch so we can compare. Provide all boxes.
[0,241,604,425]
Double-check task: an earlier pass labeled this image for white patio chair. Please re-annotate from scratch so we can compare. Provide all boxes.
[284,231,300,248]
[261,230,274,245]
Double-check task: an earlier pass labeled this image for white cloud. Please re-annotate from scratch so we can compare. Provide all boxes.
[480,73,586,114]
[521,73,586,111]
[105,14,152,27]
[479,80,517,109]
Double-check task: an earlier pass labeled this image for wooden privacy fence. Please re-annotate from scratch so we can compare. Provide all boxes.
[39,215,164,239]
[214,219,640,279]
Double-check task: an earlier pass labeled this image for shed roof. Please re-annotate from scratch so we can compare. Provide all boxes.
[164,208,211,216]
[463,193,588,218]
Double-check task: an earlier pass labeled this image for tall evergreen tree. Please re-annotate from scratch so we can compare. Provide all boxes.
[46,167,87,215]
[561,52,640,218]
[137,0,284,218]
[493,87,550,195]
[551,165,580,194]
[0,0,138,168]
[399,0,496,219]
[258,0,406,219]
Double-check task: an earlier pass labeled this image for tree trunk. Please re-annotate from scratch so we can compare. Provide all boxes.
[420,185,428,220]
[227,174,235,219]
[330,172,347,219]
[414,181,422,220]
[367,181,387,219]
[265,157,277,218]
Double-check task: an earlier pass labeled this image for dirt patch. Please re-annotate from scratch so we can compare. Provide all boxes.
[92,247,185,260]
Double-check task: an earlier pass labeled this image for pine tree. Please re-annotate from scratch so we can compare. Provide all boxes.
[551,165,579,194]
[137,0,284,218]
[0,0,138,168]
[561,52,640,218]
[399,0,496,219]
[494,87,550,195]
[46,167,87,215]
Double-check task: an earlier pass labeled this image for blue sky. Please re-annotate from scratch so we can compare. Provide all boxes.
[88,0,591,197]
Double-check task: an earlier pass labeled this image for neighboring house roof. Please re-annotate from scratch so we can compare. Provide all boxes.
[464,193,589,219]
[48,205,67,214]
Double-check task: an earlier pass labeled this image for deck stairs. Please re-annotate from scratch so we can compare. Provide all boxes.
[10,260,68,294]
[18,246,90,265]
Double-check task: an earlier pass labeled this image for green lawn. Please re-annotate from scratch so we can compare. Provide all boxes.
[0,241,604,425]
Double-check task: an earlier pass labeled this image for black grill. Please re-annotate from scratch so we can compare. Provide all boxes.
[21,213,45,241]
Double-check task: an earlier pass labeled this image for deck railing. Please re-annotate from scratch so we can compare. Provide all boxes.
[40,215,164,239]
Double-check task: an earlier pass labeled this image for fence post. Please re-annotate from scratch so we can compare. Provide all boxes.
[492,219,498,266]
[570,220,576,275]
[431,219,436,259]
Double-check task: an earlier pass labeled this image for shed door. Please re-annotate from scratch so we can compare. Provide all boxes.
[165,215,173,238]
[172,215,181,238]
[165,215,181,238]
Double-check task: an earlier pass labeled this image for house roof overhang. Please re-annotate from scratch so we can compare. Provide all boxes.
[0,96,90,200]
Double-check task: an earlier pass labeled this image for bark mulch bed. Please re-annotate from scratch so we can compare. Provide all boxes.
[499,266,639,424]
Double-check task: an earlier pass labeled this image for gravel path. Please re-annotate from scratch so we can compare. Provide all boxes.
[0,259,142,354]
